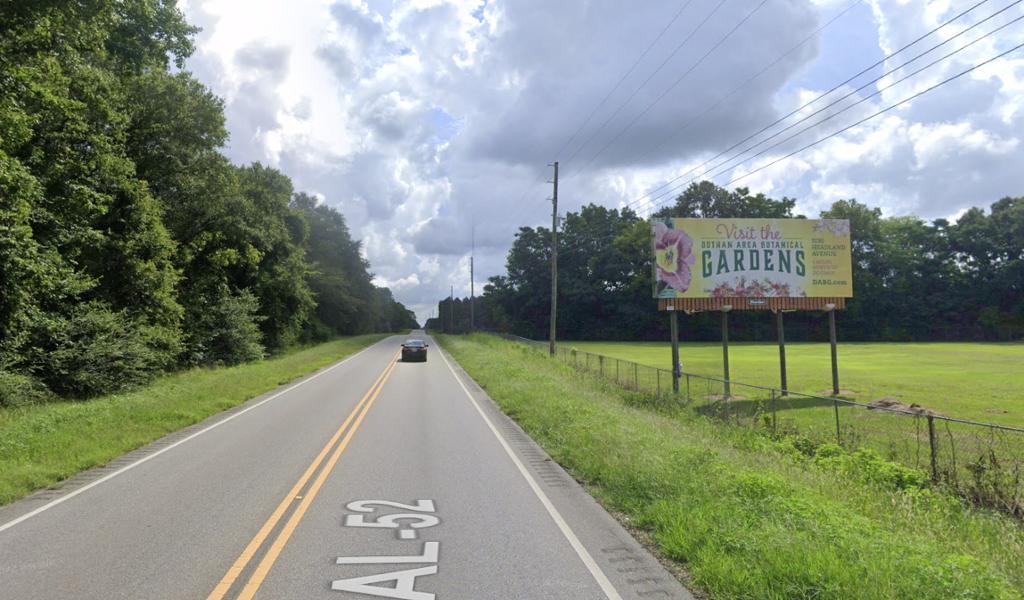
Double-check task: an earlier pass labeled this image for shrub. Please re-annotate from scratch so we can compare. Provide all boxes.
[813,445,929,491]
[27,302,176,398]
[300,315,336,344]
[182,287,265,366]
[0,370,54,407]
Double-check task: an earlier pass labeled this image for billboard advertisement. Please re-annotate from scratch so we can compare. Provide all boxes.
[653,218,852,299]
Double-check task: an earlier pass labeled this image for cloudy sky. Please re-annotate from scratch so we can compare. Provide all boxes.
[178,0,1024,322]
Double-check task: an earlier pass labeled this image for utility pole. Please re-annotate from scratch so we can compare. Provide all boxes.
[470,218,475,331]
[548,161,559,357]
[450,285,454,334]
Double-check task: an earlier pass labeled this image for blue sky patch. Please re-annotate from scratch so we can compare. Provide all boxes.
[429,107,460,144]
[786,3,884,95]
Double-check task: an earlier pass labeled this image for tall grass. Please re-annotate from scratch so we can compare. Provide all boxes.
[442,334,1024,599]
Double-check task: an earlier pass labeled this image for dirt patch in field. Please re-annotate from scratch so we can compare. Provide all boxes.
[817,389,859,398]
[868,397,945,418]
[706,394,748,402]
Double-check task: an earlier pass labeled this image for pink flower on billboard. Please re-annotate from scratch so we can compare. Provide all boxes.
[654,221,696,294]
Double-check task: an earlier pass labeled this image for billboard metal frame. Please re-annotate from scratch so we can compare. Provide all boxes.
[654,218,853,399]
[658,297,845,312]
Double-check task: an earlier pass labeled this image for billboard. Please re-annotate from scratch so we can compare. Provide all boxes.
[653,218,852,299]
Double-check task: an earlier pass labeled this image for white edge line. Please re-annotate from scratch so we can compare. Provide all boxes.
[0,339,389,534]
[435,341,624,600]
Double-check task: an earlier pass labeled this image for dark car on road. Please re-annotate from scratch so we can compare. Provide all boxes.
[401,339,428,362]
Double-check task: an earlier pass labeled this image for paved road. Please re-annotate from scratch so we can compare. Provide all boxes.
[0,332,691,599]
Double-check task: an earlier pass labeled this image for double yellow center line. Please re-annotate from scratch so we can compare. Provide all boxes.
[207,351,400,600]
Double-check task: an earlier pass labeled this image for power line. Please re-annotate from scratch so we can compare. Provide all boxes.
[527,0,857,238]
[569,0,772,178]
[552,0,696,161]
[632,3,1024,214]
[559,0,730,169]
[507,0,859,248]
[504,170,555,229]
[699,11,1023,183]
[505,1,699,228]
[557,35,1024,258]
[714,40,1024,190]
[621,0,997,214]
[624,0,864,172]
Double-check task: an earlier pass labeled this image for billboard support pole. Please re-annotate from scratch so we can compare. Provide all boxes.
[669,307,680,394]
[721,306,732,398]
[470,215,475,331]
[827,304,839,396]
[652,220,851,401]
[776,309,788,397]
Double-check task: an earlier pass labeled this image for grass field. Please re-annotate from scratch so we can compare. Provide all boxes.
[0,334,387,506]
[441,334,1024,599]
[567,341,1024,428]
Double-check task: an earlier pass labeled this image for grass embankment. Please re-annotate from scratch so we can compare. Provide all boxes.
[571,341,1024,427]
[442,334,1024,599]
[0,334,388,506]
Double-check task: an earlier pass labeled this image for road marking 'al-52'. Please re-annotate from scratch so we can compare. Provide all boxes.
[208,353,400,600]
[334,499,441,599]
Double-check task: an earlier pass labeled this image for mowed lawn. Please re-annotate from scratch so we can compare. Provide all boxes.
[567,341,1024,428]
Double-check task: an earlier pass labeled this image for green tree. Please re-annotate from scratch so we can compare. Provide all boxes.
[0,0,413,398]
[292,192,368,336]
[951,198,1024,339]
[653,181,799,219]
[120,69,267,364]
[234,164,314,349]
[0,0,189,394]
[471,182,1023,343]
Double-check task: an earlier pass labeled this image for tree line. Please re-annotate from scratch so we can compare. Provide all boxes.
[0,2,416,404]
[429,181,1023,343]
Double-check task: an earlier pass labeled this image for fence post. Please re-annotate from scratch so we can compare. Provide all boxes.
[770,389,777,433]
[833,398,841,445]
[599,354,604,378]
[686,373,691,402]
[927,415,938,482]
[634,363,638,390]
[615,359,619,384]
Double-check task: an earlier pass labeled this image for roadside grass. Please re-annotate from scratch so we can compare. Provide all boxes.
[0,334,388,507]
[569,341,1024,428]
[441,334,1024,600]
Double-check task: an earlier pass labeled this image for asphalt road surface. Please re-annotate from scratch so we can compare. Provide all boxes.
[0,332,692,600]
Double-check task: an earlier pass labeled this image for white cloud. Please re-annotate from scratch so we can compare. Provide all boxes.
[180,0,1024,321]
[909,121,1018,168]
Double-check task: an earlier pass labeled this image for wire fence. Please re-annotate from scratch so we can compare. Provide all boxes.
[495,333,1024,516]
